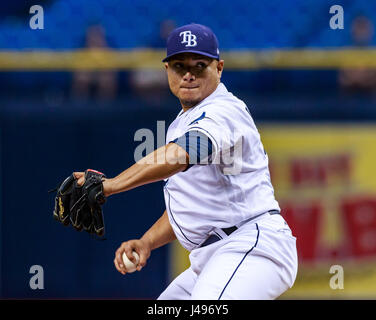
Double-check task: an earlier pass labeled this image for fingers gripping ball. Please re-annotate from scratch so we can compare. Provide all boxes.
[122,251,140,273]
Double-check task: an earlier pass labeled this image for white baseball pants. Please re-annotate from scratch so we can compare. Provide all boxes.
[158,213,298,300]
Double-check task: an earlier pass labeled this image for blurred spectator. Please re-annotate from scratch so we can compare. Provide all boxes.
[338,16,376,94]
[71,24,118,101]
[129,20,176,105]
[150,19,177,48]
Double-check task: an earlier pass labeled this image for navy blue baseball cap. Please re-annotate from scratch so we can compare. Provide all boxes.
[162,23,220,62]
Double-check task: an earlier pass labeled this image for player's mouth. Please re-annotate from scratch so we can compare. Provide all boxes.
[180,85,199,90]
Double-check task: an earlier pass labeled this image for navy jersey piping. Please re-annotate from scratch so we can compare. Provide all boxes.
[165,188,199,246]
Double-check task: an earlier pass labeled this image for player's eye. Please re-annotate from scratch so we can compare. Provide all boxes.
[173,62,183,69]
[196,62,207,69]
[192,62,208,73]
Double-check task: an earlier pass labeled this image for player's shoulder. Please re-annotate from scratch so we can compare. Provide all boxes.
[194,84,251,123]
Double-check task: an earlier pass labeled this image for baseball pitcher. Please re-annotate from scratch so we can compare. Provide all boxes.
[53,23,298,299]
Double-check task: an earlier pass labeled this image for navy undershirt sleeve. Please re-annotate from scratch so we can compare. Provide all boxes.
[170,130,214,171]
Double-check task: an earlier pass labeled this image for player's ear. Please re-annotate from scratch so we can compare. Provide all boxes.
[217,60,224,77]
[164,62,169,70]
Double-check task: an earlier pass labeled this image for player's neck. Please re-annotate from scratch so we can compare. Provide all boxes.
[181,105,195,113]
[180,101,199,113]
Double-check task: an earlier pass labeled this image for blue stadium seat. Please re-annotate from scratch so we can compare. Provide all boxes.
[0,0,372,49]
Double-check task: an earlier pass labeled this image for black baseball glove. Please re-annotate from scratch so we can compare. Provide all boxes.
[52,169,107,237]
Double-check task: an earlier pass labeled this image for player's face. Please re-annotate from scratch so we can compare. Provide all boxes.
[165,53,224,110]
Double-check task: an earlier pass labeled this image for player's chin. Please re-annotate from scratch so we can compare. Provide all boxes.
[180,97,202,108]
[178,91,201,106]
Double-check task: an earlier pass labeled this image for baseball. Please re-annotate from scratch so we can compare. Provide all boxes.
[122,251,140,273]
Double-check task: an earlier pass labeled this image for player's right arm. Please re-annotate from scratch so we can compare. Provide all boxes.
[113,209,176,275]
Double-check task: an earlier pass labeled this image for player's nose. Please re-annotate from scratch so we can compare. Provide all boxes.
[182,70,195,82]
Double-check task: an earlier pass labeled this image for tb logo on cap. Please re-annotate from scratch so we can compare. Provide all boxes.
[179,31,197,47]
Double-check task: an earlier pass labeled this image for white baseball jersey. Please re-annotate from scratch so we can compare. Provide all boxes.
[163,82,280,252]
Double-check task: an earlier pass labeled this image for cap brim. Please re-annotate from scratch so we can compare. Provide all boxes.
[162,50,220,62]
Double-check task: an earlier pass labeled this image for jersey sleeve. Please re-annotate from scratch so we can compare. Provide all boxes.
[171,130,214,171]
[185,108,236,165]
